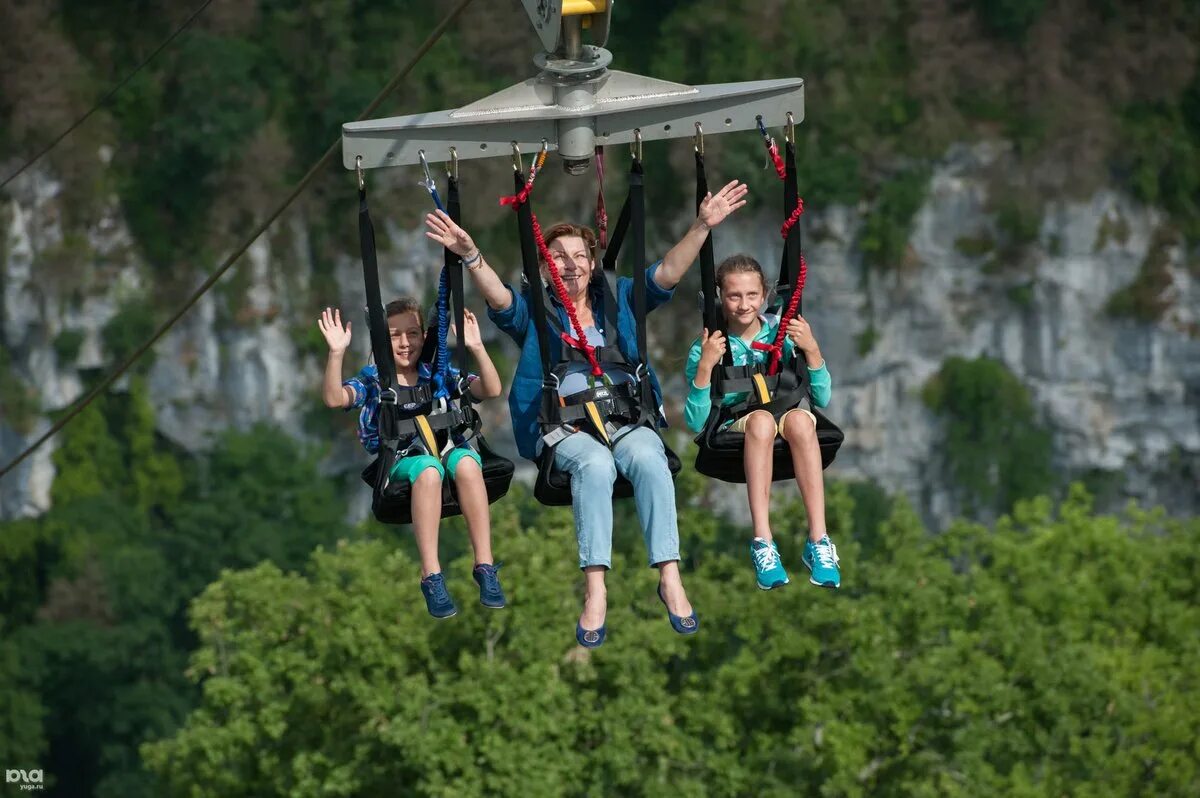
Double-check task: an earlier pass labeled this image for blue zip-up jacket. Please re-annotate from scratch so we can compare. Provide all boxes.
[488,261,673,460]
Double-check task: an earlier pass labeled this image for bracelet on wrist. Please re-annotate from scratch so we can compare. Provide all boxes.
[462,249,482,268]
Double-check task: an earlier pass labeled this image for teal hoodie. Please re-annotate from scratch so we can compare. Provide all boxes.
[683,318,831,434]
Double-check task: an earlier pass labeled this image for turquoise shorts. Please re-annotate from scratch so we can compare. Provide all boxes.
[388,446,482,484]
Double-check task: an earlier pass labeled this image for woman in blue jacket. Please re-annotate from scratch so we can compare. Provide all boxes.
[424,179,747,646]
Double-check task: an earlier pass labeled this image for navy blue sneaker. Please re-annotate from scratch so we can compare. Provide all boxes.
[472,562,506,609]
[657,584,699,635]
[420,572,457,619]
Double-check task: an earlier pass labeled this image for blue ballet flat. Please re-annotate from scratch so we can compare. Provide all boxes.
[576,622,607,649]
[657,585,699,635]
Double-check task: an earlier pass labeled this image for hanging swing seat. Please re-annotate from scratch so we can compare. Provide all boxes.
[356,167,514,525]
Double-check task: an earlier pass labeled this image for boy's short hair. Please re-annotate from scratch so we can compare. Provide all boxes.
[715,254,767,292]
[384,297,424,329]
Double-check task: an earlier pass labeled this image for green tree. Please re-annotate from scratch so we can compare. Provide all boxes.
[923,356,1055,516]
[144,480,1200,797]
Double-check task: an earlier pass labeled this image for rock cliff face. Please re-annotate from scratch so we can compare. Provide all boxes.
[3,142,1197,522]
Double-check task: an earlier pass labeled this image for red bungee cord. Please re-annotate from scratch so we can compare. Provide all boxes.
[500,149,604,378]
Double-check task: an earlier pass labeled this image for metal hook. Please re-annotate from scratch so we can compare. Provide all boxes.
[447,147,458,182]
[511,141,523,173]
[631,128,642,162]
[355,155,364,191]
[694,122,704,155]
[418,149,435,184]
[785,111,795,145]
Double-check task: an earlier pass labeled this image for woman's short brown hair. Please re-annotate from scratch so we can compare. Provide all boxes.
[716,254,767,292]
[384,296,424,329]
[542,222,598,255]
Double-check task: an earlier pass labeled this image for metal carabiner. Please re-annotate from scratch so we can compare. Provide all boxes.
[447,146,459,182]
[694,122,704,155]
[785,111,795,145]
[536,138,550,169]
[417,149,444,211]
[630,128,642,162]
[418,149,435,185]
[511,141,523,173]
[355,155,365,191]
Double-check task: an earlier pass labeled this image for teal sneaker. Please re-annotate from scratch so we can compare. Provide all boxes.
[802,535,841,589]
[750,538,790,590]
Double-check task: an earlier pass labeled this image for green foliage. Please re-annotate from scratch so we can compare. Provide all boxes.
[0,348,39,434]
[144,484,1200,797]
[111,33,269,268]
[0,383,356,797]
[922,356,1054,515]
[954,233,996,257]
[855,324,880,356]
[859,169,929,269]
[1005,281,1035,308]
[1118,91,1200,242]
[0,628,46,769]
[101,302,157,368]
[52,329,85,364]
[994,196,1041,248]
[1105,226,1177,322]
[973,0,1047,42]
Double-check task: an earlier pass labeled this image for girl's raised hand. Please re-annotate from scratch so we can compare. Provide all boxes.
[698,180,750,228]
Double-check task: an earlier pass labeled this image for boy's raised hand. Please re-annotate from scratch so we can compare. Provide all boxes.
[450,309,485,351]
[318,307,352,353]
[698,327,727,366]
[424,209,477,258]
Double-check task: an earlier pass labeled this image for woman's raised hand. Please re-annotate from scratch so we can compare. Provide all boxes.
[424,209,477,258]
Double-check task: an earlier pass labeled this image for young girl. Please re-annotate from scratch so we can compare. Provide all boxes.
[683,255,841,590]
[318,298,506,618]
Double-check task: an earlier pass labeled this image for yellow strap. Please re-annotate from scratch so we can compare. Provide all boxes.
[414,415,439,455]
[751,373,772,405]
[583,401,611,446]
[562,0,606,15]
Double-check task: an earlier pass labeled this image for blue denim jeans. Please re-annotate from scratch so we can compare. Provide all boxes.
[552,426,680,569]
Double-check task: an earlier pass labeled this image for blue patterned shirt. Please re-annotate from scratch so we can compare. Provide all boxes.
[343,363,473,454]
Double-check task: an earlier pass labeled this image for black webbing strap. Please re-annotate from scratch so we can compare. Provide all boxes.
[601,193,632,273]
[393,407,471,436]
[629,158,647,368]
[628,156,658,422]
[382,383,435,407]
[696,150,721,334]
[445,174,471,406]
[596,270,621,339]
[513,171,555,384]
[778,140,801,307]
[358,187,398,392]
[695,149,733,406]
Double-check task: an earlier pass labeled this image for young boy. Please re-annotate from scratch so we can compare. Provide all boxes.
[683,255,841,590]
[318,298,506,618]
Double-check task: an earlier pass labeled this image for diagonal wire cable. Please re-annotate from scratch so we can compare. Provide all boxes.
[0,0,216,191]
[0,0,475,480]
